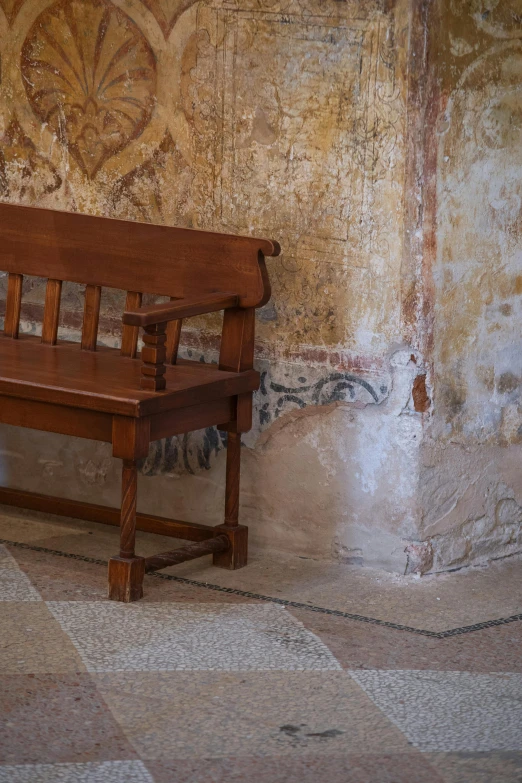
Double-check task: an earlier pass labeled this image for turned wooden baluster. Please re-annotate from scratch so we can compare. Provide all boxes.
[140,322,167,391]
[119,460,138,559]
[108,418,149,603]
[107,457,145,602]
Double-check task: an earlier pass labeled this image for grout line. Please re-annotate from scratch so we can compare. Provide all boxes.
[2,537,521,639]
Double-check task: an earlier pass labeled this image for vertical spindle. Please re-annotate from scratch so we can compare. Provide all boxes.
[81,284,102,351]
[41,279,62,345]
[4,273,23,338]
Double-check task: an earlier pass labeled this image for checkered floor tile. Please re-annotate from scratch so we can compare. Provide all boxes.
[0,761,154,783]
[46,601,342,672]
[1,542,521,782]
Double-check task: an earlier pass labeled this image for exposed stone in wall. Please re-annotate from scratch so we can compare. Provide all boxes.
[404,540,433,576]
[412,374,430,413]
[420,439,522,571]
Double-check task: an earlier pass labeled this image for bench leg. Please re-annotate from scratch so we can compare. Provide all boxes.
[108,460,145,602]
[213,431,248,569]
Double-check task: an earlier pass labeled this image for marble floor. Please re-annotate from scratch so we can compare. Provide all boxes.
[0,507,521,782]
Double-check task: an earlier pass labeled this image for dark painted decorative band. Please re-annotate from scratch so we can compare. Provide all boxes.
[2,537,520,639]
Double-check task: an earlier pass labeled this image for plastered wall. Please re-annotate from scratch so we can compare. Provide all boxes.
[0,0,519,574]
[416,0,522,571]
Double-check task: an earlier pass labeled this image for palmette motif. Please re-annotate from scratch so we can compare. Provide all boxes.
[21,0,157,179]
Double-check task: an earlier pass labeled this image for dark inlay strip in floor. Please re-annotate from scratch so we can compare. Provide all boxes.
[2,537,521,639]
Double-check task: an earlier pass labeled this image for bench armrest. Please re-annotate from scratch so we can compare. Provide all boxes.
[123,292,239,328]
[124,292,243,392]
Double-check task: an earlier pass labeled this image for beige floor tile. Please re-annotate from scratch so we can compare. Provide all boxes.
[13,549,109,602]
[9,546,257,605]
[427,752,522,783]
[0,603,86,674]
[166,553,522,633]
[0,673,137,764]
[289,608,522,672]
[0,506,183,561]
[95,671,413,759]
[148,753,445,783]
[0,509,89,547]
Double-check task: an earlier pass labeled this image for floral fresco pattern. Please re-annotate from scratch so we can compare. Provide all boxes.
[21,0,157,179]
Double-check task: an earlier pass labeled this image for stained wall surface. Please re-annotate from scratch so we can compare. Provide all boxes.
[0,0,519,573]
[418,0,522,571]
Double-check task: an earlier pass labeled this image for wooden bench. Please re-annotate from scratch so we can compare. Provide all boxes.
[0,203,280,601]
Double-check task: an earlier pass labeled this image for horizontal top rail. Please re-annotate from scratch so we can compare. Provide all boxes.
[0,203,280,308]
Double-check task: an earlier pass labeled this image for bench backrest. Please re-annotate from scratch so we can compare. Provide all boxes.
[0,203,279,355]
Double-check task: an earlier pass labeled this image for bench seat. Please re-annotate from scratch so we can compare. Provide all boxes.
[0,335,259,417]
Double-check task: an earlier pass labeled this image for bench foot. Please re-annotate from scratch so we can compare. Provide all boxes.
[108,556,145,602]
[212,524,248,570]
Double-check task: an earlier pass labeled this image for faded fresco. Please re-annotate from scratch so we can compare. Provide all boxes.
[0,0,405,356]
[0,0,519,573]
[419,0,522,570]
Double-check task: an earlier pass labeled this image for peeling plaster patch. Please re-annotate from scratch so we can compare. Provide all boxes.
[77,459,113,487]
[354,428,387,496]
[449,35,474,57]
[412,375,431,413]
[500,404,522,443]
[254,402,348,453]
[435,41,522,441]
[37,459,63,478]
[470,0,522,40]
[332,541,364,567]
[404,540,434,575]
[496,372,520,395]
